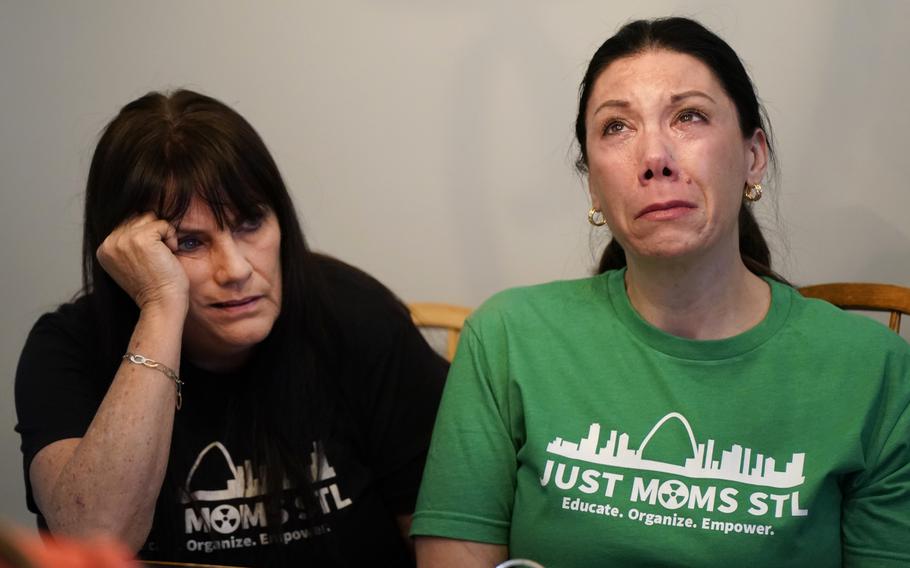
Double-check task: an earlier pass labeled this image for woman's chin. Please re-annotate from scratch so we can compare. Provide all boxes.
[627,241,703,262]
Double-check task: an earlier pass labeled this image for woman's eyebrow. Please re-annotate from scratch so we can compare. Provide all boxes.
[670,90,716,104]
[174,224,206,235]
[592,99,630,117]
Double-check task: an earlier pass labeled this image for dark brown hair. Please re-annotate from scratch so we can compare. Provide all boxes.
[82,90,341,556]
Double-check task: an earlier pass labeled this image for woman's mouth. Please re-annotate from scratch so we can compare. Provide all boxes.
[211,296,262,310]
[636,200,697,221]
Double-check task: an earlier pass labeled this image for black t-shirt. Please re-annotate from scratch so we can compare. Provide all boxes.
[15,257,448,566]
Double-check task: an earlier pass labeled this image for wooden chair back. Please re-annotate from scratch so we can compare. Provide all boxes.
[409,302,472,362]
[798,282,910,333]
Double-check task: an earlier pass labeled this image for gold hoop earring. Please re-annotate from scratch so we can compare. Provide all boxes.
[744,183,763,202]
[588,208,607,227]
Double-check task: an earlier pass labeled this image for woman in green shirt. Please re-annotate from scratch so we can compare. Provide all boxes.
[412,17,910,567]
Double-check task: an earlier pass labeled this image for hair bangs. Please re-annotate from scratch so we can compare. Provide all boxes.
[152,132,270,229]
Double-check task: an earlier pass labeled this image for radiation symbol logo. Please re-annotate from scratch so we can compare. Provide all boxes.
[657,480,689,510]
[210,504,241,534]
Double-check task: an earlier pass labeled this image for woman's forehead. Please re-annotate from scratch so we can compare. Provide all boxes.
[171,195,265,230]
[590,50,726,107]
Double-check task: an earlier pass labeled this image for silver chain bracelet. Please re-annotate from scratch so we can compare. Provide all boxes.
[123,352,183,410]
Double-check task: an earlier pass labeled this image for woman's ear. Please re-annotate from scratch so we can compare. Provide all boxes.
[588,179,602,212]
[745,128,769,185]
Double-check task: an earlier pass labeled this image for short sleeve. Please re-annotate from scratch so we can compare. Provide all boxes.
[14,300,108,515]
[841,345,910,566]
[319,256,449,515]
[411,314,517,544]
[358,311,449,514]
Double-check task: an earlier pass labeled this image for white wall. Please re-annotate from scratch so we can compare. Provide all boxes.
[2,0,908,525]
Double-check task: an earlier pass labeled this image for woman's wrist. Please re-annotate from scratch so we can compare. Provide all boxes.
[139,297,189,326]
[134,302,187,365]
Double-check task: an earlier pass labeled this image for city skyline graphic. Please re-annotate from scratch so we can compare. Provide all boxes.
[181,441,272,503]
[546,412,806,489]
[181,441,337,503]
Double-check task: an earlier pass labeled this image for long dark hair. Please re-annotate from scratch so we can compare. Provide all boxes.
[81,90,339,550]
[575,17,788,283]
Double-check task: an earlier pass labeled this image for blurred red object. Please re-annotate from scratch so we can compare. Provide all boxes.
[0,525,138,568]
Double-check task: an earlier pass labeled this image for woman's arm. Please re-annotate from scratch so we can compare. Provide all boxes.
[416,536,508,568]
[409,311,520,564]
[841,345,910,565]
[28,214,189,550]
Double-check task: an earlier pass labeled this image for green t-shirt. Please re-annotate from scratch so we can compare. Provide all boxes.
[412,270,910,567]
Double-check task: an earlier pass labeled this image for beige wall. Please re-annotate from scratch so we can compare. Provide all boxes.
[2,0,908,525]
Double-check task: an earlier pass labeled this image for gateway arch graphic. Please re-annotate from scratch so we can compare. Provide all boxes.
[546,412,805,489]
[180,441,268,503]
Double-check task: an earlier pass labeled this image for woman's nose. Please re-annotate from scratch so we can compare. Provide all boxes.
[213,239,253,287]
[638,129,680,185]
[643,166,674,180]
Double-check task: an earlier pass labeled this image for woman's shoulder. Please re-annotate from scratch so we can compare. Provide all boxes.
[16,295,109,399]
[17,295,109,384]
[467,273,607,330]
[784,284,909,354]
[309,253,414,348]
[789,288,907,345]
[25,294,98,345]
[313,253,410,317]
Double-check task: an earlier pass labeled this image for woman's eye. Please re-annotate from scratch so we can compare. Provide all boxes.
[178,238,202,252]
[677,109,707,124]
[603,121,627,135]
[235,218,263,233]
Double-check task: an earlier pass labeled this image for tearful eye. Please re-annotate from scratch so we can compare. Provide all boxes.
[677,109,707,124]
[603,121,627,135]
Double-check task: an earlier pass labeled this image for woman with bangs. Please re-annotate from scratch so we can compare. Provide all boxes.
[14,90,448,567]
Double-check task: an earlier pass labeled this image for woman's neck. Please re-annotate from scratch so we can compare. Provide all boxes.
[623,246,771,340]
[182,342,253,373]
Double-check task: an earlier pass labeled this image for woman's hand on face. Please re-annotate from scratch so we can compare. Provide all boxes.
[96,213,190,316]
